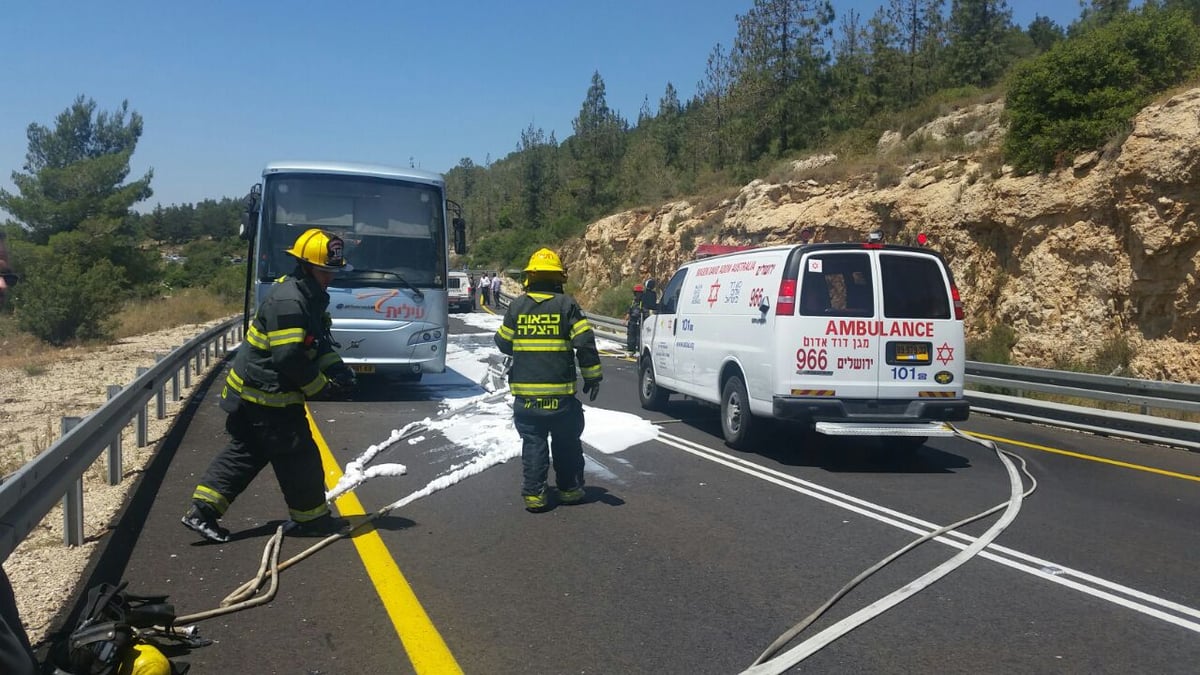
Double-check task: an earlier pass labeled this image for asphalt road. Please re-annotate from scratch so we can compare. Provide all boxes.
[83,310,1200,674]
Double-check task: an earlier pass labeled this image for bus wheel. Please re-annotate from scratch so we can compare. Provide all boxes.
[721,375,756,450]
[638,357,670,411]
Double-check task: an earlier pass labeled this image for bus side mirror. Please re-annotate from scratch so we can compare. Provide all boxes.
[453,217,467,255]
[239,185,261,241]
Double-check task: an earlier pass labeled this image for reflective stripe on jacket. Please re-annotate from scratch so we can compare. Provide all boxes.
[494,290,602,406]
[222,269,345,408]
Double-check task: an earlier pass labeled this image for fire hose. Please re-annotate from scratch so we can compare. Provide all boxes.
[163,368,514,630]
[742,425,1037,674]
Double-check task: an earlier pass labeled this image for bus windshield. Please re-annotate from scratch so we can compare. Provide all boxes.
[261,173,446,288]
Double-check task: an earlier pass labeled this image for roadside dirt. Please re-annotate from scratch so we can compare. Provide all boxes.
[0,317,232,649]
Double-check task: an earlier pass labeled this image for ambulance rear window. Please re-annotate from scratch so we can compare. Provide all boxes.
[881,254,951,319]
[799,252,873,317]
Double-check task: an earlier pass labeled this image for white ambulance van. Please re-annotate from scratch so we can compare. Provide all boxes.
[637,233,969,452]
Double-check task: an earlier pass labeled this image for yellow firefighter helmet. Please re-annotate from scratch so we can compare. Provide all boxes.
[524,248,564,274]
[117,643,172,675]
[286,229,350,270]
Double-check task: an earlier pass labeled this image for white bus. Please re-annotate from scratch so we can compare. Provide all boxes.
[239,161,467,380]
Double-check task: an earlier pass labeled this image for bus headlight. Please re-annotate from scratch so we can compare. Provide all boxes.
[408,329,443,346]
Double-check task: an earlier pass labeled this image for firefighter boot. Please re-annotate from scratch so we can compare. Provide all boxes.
[523,490,549,513]
[558,487,585,505]
[284,513,351,537]
[181,503,230,543]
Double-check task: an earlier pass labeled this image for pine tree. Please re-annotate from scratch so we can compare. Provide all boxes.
[0,96,157,343]
[697,42,735,170]
[570,71,627,218]
[945,0,1015,87]
[732,0,836,156]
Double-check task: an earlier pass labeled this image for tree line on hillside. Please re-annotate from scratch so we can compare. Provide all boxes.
[3,1,1200,346]
[448,0,1200,273]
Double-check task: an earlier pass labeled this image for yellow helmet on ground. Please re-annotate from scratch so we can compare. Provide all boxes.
[524,248,564,274]
[117,643,172,675]
[286,229,350,270]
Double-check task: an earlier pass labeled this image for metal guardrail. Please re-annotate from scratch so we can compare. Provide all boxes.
[963,362,1200,450]
[0,317,243,561]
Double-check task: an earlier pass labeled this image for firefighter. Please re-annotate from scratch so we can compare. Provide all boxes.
[495,248,602,512]
[626,283,644,352]
[181,229,357,542]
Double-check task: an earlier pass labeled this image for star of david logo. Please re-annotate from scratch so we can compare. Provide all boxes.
[936,342,955,365]
[708,279,721,307]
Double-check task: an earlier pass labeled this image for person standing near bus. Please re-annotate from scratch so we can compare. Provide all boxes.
[626,284,645,352]
[0,233,37,675]
[494,248,602,512]
[182,228,357,543]
[491,273,502,306]
[480,272,491,306]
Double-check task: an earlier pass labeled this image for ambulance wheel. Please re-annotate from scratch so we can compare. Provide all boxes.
[638,357,670,411]
[721,375,756,450]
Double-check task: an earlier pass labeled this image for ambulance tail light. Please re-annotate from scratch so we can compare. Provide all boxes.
[777,278,797,315]
[951,284,964,320]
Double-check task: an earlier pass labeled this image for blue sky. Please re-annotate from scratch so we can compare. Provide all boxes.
[1,1,1086,212]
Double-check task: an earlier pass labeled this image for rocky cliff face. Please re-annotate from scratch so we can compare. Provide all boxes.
[559,90,1200,383]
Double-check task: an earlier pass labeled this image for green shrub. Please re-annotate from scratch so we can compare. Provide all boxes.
[592,283,636,320]
[967,323,1016,364]
[15,246,126,345]
[1091,333,1133,375]
[1004,7,1200,173]
[207,264,249,303]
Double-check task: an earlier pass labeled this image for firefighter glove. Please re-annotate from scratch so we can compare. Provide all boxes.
[316,377,352,402]
[583,379,600,401]
[331,366,357,391]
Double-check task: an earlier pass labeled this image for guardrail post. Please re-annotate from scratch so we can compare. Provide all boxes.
[183,350,193,389]
[171,347,181,401]
[106,386,123,486]
[221,334,227,354]
[137,366,149,447]
[204,342,211,368]
[155,354,166,419]
[62,417,84,547]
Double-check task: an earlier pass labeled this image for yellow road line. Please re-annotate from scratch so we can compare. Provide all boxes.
[964,430,1200,483]
[307,410,464,674]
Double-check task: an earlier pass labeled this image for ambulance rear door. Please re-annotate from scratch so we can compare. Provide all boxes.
[780,249,881,400]
[876,250,964,400]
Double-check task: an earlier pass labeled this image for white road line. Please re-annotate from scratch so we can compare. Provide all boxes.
[656,431,1200,634]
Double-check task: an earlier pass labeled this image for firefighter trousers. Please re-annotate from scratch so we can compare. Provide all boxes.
[513,397,586,497]
[192,402,329,522]
[0,568,37,675]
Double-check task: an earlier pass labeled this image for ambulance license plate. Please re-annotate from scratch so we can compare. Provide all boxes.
[889,342,931,364]
[350,364,376,374]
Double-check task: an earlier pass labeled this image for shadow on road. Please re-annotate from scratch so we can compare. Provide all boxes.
[661,400,972,474]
